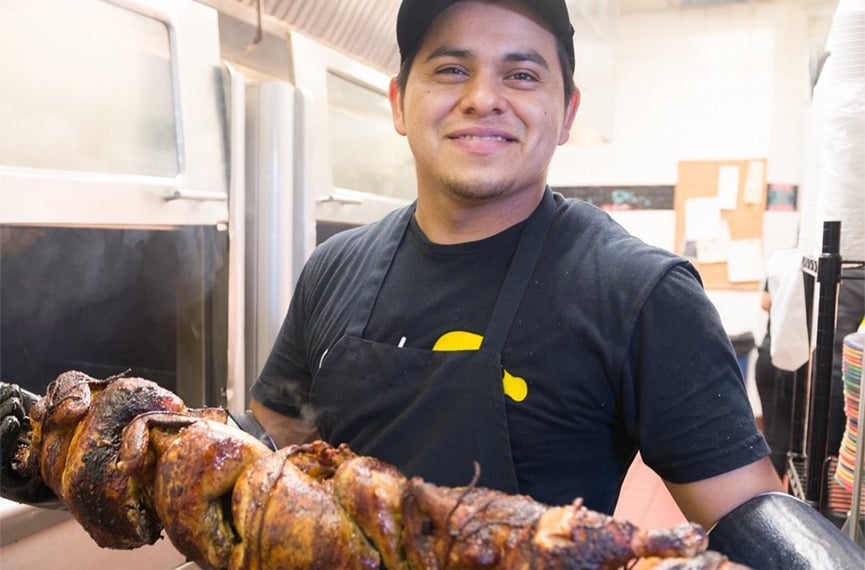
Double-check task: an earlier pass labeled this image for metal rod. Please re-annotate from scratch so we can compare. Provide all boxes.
[804,221,842,508]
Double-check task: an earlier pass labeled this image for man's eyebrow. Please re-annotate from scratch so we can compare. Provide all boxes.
[503,50,550,70]
[424,46,472,63]
[423,46,550,70]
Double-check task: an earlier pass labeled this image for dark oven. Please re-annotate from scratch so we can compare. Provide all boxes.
[0,225,229,408]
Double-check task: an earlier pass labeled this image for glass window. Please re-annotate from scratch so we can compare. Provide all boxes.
[0,0,177,176]
[327,71,416,200]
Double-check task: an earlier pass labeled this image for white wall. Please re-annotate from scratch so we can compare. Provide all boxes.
[548,3,817,402]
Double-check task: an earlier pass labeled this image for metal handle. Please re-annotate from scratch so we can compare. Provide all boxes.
[316,194,363,206]
[163,189,227,202]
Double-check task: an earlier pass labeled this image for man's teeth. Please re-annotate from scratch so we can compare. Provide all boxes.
[458,135,508,141]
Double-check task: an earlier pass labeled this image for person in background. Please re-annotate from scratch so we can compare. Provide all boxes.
[754,280,795,478]
[2,1,862,567]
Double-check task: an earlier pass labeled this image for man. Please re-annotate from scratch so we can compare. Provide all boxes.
[253,0,778,527]
[245,1,861,566]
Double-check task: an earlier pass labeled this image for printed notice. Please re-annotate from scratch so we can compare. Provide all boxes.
[684,197,724,241]
[716,166,740,210]
[744,161,765,204]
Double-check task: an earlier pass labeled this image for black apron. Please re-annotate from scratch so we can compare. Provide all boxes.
[310,189,555,492]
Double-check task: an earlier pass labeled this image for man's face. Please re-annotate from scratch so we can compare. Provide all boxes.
[390,0,579,205]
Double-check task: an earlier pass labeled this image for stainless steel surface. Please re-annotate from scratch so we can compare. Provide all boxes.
[163,189,229,202]
[0,0,229,227]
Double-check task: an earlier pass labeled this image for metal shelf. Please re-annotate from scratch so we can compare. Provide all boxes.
[786,220,865,546]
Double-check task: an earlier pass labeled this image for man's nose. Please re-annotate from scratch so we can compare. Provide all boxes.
[459,73,505,115]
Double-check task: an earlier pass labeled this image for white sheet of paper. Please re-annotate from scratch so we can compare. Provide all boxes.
[696,222,731,263]
[684,197,724,241]
[716,166,740,210]
[744,160,765,204]
[727,238,764,283]
[696,239,729,263]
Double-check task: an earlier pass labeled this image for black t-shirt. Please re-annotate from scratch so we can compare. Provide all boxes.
[253,192,768,510]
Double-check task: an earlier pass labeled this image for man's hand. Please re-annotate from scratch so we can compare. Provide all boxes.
[0,381,34,469]
[0,381,61,507]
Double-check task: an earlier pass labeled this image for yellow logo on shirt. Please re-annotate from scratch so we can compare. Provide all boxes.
[432,330,528,402]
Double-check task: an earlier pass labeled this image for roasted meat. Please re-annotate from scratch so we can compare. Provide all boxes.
[231,442,381,570]
[20,370,224,549]
[9,371,751,569]
[118,412,272,569]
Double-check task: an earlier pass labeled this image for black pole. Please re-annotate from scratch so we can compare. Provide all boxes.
[804,221,842,508]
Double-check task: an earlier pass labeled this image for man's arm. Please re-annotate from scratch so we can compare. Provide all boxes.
[669,457,865,567]
[249,398,320,449]
[665,456,782,530]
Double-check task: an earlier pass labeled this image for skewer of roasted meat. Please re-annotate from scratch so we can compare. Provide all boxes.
[5,372,750,569]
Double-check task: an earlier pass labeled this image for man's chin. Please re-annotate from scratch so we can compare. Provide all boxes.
[442,178,512,203]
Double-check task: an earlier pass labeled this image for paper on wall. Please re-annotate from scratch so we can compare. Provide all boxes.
[744,160,765,204]
[684,197,725,241]
[695,220,731,263]
[716,166,740,210]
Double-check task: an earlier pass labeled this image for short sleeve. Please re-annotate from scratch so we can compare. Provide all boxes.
[624,264,770,483]
[249,277,314,418]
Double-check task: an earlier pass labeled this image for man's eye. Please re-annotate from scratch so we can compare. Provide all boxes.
[436,66,465,76]
[509,71,538,82]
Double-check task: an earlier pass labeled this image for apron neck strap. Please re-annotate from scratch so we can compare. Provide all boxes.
[481,187,555,352]
[345,205,415,338]
[345,187,556,347]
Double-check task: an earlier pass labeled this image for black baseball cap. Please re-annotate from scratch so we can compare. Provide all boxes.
[396,0,576,73]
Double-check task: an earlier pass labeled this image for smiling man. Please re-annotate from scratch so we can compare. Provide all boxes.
[391,0,578,244]
[244,1,863,567]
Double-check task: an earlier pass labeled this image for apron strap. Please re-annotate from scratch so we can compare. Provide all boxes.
[345,205,416,338]
[481,188,555,352]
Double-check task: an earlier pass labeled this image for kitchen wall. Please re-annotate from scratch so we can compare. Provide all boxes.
[548,2,821,405]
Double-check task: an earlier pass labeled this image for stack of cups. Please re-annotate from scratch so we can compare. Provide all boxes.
[835,332,864,493]
[797,0,865,260]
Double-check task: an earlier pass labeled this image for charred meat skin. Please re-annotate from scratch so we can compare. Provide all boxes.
[61,376,190,548]
[399,480,706,569]
[501,500,706,569]
[24,370,109,500]
[24,371,221,549]
[401,480,548,569]
[333,455,409,570]
[13,371,751,570]
[231,442,382,570]
[118,412,271,570]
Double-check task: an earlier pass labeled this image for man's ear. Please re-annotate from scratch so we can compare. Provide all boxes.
[558,87,581,145]
[389,77,407,136]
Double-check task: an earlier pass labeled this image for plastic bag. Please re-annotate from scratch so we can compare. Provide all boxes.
[767,249,810,371]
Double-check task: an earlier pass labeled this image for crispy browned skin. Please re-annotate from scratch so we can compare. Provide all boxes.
[501,500,706,569]
[333,455,409,570]
[401,479,706,570]
[18,371,750,570]
[231,442,381,570]
[27,371,193,548]
[632,552,751,569]
[118,412,271,570]
[401,480,548,568]
[26,371,107,500]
